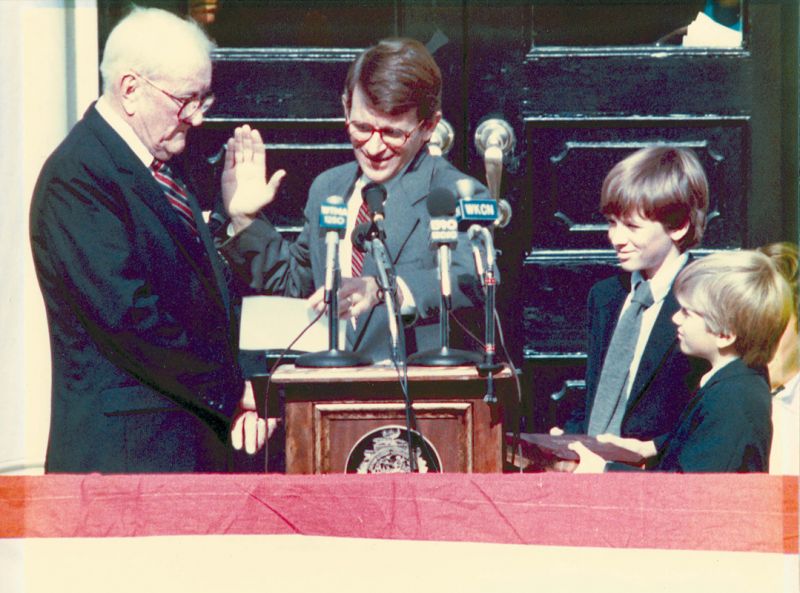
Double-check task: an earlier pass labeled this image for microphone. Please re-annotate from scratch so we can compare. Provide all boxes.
[319,195,347,297]
[408,187,480,367]
[468,225,498,281]
[454,177,510,228]
[362,182,387,239]
[426,187,458,306]
[351,219,401,361]
[295,195,369,369]
[467,226,503,399]
[468,227,486,286]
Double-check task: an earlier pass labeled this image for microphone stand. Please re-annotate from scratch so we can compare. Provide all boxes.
[408,244,481,367]
[295,234,371,368]
[474,227,503,403]
[366,234,401,364]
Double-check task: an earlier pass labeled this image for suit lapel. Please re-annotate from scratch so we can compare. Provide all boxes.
[599,276,630,360]
[85,106,231,317]
[626,289,680,406]
[625,256,693,411]
[384,150,431,264]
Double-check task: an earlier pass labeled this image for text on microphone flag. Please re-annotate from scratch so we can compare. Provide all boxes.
[456,198,498,224]
[319,196,348,230]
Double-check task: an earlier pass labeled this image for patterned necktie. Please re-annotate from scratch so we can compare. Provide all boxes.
[351,200,370,277]
[151,160,199,238]
[587,280,654,436]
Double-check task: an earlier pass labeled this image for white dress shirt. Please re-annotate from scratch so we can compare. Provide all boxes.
[770,371,799,475]
[623,252,689,402]
[95,96,155,169]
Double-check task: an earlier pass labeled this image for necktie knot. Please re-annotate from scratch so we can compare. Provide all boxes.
[631,280,654,309]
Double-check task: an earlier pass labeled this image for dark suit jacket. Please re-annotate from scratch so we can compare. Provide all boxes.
[565,267,709,439]
[222,149,488,362]
[29,104,243,473]
[611,358,772,472]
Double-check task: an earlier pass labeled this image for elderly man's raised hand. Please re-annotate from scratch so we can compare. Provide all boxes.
[221,124,286,233]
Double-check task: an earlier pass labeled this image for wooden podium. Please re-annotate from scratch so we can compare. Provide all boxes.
[270,364,513,474]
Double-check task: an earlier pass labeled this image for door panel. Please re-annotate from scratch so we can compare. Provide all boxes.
[524,119,748,250]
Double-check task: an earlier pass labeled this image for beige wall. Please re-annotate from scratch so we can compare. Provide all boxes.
[0,0,98,473]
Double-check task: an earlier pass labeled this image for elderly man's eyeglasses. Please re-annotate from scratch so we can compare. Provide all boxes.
[345,120,424,150]
[133,71,214,121]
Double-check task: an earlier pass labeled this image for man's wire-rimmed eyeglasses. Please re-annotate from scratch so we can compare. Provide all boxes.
[132,70,214,122]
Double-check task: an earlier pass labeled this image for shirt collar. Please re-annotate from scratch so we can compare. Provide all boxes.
[95,96,157,169]
[357,148,423,198]
[631,252,689,304]
[774,371,800,404]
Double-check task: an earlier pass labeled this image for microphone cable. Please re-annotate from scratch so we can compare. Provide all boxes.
[260,306,327,419]
[376,243,441,473]
[449,307,524,471]
[362,216,439,473]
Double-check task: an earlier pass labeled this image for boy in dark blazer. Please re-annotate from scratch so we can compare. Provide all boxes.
[569,249,791,472]
[557,146,710,440]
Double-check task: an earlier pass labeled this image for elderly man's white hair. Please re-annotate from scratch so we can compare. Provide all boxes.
[100,6,215,95]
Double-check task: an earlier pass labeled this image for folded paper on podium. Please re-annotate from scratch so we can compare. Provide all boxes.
[239,295,346,352]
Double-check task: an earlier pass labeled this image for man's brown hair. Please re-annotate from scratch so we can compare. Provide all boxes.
[343,37,441,122]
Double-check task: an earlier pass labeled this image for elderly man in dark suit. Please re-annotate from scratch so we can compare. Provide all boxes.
[221,38,488,362]
[30,7,266,473]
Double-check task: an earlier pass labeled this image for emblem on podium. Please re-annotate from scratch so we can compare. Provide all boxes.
[346,426,441,473]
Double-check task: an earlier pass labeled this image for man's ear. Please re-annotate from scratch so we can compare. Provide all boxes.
[119,73,139,116]
[421,110,442,141]
[668,219,691,245]
[341,94,349,120]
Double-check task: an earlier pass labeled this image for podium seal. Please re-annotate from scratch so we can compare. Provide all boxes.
[346,426,441,473]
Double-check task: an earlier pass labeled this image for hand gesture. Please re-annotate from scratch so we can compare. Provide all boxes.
[231,381,267,455]
[308,276,390,319]
[221,125,286,233]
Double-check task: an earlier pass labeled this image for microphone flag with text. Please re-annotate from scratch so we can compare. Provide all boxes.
[319,194,347,298]
[407,186,481,367]
[455,179,503,399]
[295,195,370,368]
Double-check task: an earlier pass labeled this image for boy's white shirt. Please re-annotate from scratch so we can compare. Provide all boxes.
[623,252,689,401]
[770,370,800,475]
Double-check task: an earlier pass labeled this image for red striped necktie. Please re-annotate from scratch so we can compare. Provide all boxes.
[151,160,199,238]
[351,200,371,277]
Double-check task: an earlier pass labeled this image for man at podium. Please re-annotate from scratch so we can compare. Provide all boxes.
[219,38,488,362]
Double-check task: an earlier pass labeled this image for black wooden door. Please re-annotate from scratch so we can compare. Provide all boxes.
[99,0,798,432]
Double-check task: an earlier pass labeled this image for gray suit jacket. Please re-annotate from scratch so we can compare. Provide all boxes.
[222,149,488,361]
